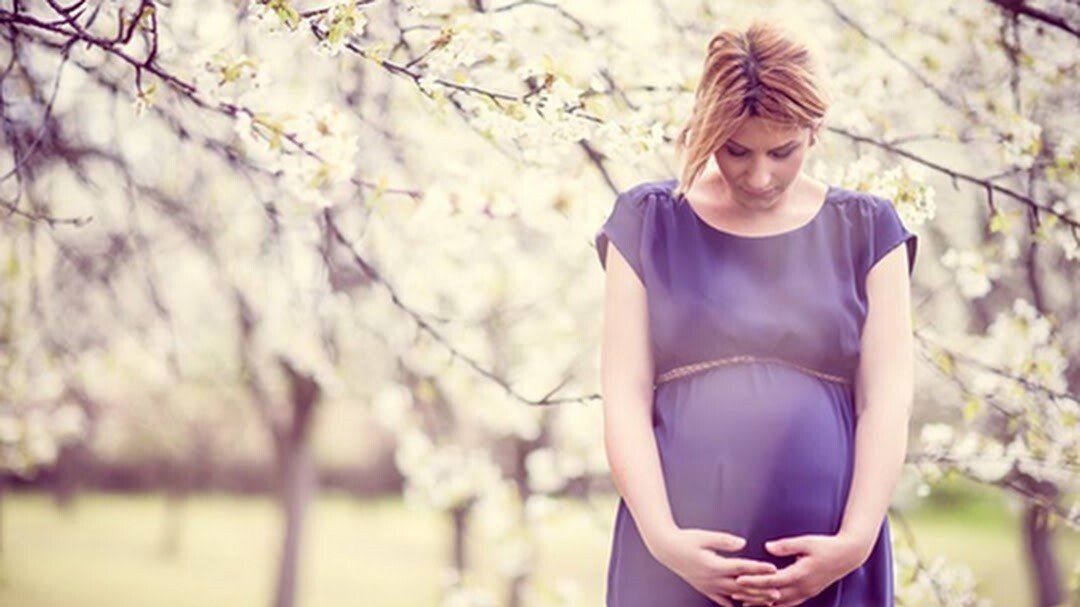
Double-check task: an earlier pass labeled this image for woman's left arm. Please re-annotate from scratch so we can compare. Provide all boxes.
[838,234,916,557]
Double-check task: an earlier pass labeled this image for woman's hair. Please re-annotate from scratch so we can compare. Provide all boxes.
[672,20,831,197]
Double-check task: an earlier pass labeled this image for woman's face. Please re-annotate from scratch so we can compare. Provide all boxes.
[712,117,814,209]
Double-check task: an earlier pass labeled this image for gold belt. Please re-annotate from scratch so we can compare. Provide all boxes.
[654,354,851,388]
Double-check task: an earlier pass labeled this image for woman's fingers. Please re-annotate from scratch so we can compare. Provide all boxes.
[715,556,778,577]
[706,591,736,606]
[698,529,750,553]
[714,576,781,601]
[706,556,781,601]
[732,589,781,604]
[721,581,780,602]
[736,563,801,589]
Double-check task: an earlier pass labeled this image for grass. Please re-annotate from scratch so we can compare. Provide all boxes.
[893,495,1079,605]
[0,489,1075,606]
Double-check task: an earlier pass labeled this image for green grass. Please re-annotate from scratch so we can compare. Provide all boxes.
[0,490,1075,606]
[892,490,1080,606]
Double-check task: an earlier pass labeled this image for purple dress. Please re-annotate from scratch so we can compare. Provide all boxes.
[595,178,917,607]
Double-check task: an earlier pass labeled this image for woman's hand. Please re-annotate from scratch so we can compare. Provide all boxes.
[650,527,784,607]
[730,532,870,606]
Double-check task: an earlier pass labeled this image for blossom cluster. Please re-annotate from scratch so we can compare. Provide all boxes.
[941,248,1004,299]
[917,298,1078,527]
[894,545,993,607]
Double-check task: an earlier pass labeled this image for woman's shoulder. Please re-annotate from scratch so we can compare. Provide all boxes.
[616,178,680,210]
[824,185,906,234]
[826,185,896,215]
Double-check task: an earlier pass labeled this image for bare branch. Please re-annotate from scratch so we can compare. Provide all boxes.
[985,0,1080,39]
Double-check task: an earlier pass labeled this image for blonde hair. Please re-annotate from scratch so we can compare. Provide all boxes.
[673,20,831,197]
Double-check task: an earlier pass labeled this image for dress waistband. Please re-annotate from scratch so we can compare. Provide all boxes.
[654,354,852,388]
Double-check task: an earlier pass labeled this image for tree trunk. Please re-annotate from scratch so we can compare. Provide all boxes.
[505,437,532,607]
[269,358,321,607]
[1022,503,1064,607]
[236,297,323,607]
[49,444,80,512]
[451,504,468,572]
[160,485,186,559]
[272,445,315,607]
[0,478,5,555]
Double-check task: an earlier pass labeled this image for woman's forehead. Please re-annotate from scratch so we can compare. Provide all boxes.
[727,121,807,148]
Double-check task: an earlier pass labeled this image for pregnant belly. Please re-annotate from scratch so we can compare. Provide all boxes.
[651,362,856,564]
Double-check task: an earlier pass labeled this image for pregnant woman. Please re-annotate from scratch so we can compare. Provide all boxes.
[595,21,917,607]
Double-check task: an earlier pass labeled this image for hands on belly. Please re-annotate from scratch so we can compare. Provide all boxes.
[730,532,870,606]
[648,526,783,606]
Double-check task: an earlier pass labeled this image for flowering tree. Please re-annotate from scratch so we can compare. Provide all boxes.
[0,1,1077,607]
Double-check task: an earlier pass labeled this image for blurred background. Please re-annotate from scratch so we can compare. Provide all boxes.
[0,0,1077,606]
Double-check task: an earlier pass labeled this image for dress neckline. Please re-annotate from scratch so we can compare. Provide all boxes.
[670,180,836,241]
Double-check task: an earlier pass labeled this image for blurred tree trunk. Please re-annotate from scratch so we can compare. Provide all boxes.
[451,503,469,572]
[1022,501,1064,607]
[0,478,5,554]
[504,424,549,607]
[49,444,82,512]
[273,445,315,607]
[160,483,186,559]
[271,360,321,607]
[235,294,323,607]
[506,438,530,607]
[1017,166,1064,607]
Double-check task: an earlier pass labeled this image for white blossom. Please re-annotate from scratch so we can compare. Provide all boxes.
[941,247,1003,299]
[920,423,955,455]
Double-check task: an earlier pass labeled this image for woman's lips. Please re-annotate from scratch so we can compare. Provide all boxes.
[742,187,777,198]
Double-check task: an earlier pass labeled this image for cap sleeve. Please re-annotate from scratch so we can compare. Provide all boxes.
[867,196,918,277]
[595,189,648,284]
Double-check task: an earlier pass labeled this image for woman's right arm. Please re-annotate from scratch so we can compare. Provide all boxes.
[598,243,675,556]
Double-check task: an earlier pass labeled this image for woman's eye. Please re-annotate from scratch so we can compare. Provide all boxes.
[726,149,793,158]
